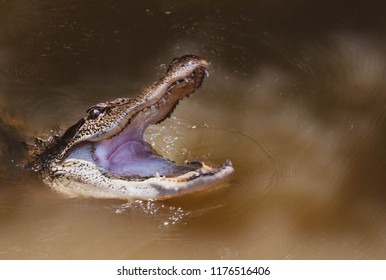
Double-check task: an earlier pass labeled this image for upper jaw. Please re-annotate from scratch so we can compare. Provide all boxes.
[132,55,209,113]
[93,57,212,180]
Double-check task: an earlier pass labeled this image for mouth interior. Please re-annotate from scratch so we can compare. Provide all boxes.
[93,67,208,179]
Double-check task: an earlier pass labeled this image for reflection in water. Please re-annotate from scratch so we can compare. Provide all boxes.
[0,1,386,259]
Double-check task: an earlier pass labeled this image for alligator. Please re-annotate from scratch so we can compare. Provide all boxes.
[30,55,234,200]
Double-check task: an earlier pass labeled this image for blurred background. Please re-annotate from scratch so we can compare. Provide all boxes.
[0,0,385,259]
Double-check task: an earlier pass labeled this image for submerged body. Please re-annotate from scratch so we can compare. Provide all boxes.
[31,55,233,200]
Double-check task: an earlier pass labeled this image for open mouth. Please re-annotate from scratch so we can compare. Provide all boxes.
[90,55,233,184]
[34,55,234,200]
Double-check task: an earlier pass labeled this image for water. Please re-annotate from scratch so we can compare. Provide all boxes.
[1,1,385,259]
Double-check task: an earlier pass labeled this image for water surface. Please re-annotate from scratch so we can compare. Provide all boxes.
[0,0,385,259]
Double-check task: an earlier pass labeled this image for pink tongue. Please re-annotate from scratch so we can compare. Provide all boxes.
[108,141,174,177]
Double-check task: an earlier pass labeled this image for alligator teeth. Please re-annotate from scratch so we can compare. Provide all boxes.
[204,69,210,77]
[183,77,189,83]
[161,97,167,103]
[202,162,211,170]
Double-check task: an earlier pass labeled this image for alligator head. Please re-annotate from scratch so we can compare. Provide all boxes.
[33,55,234,200]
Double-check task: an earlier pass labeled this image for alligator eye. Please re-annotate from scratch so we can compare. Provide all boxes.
[88,108,103,119]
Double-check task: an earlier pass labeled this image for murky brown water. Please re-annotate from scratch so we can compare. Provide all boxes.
[1,1,385,259]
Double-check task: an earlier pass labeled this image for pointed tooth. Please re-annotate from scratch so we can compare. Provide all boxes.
[162,96,167,103]
[201,162,216,171]
[183,77,189,83]
[204,69,210,77]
